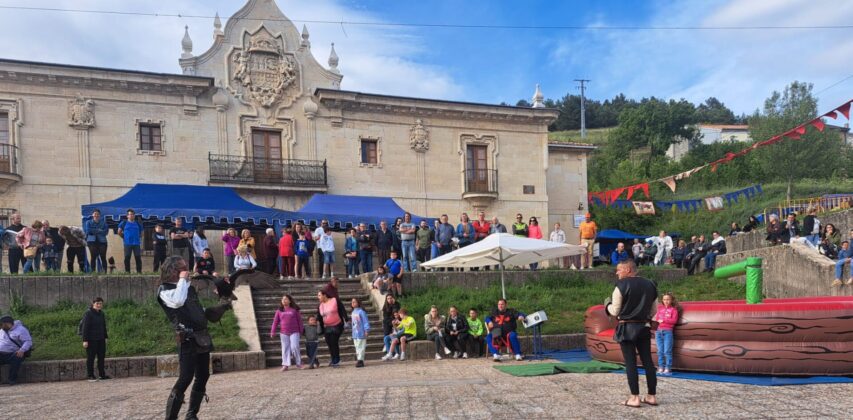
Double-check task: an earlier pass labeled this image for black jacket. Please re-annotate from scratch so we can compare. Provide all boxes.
[612,276,658,321]
[803,215,817,236]
[710,239,727,255]
[375,228,394,250]
[445,315,469,335]
[82,307,108,341]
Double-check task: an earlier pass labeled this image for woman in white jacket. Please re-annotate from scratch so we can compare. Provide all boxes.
[646,231,673,266]
[191,228,209,265]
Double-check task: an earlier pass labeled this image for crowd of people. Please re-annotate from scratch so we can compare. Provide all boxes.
[0,209,600,278]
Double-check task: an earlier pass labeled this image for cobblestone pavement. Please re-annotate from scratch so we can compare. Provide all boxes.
[4,358,853,419]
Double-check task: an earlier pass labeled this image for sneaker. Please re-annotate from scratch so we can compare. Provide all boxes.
[87,376,97,382]
[462,352,468,359]
[356,360,364,368]
[444,347,451,355]
[657,368,664,374]
[400,352,406,361]
[847,278,853,286]
[832,279,843,287]
[493,354,501,362]
[515,354,523,361]
[663,369,671,375]
[392,353,400,360]
[322,275,327,279]
[330,363,341,368]
[279,275,285,281]
[297,364,305,370]
[435,353,442,360]
[382,353,393,361]
[308,364,315,370]
[453,351,460,359]
[98,375,111,380]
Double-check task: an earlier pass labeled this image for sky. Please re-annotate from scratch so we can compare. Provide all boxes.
[0,0,852,115]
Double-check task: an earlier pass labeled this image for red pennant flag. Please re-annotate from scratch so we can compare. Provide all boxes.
[607,187,627,204]
[825,110,839,120]
[625,183,649,200]
[838,102,851,120]
[784,130,801,140]
[794,125,806,135]
[810,119,826,132]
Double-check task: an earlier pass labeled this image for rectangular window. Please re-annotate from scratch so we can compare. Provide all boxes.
[251,129,283,183]
[139,123,162,151]
[465,145,489,192]
[523,185,535,194]
[0,112,8,145]
[361,139,378,164]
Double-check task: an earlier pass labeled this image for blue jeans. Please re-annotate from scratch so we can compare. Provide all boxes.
[22,257,37,273]
[836,258,851,279]
[346,256,359,277]
[656,329,674,369]
[360,250,373,273]
[486,331,521,356]
[306,341,319,366]
[704,252,719,270]
[401,240,417,271]
[806,234,821,247]
[384,332,403,355]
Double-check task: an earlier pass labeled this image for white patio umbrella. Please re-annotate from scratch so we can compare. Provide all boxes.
[420,233,586,299]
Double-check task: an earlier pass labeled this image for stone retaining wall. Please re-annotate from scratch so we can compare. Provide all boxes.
[0,351,266,384]
[404,333,586,360]
[402,268,687,293]
[0,275,216,311]
[717,243,853,298]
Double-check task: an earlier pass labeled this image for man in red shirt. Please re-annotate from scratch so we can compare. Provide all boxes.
[472,211,491,242]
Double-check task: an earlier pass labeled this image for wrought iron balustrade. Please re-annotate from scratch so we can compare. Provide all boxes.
[209,153,327,187]
[0,144,21,177]
[463,168,498,194]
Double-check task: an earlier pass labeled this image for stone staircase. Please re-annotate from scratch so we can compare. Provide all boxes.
[251,278,386,367]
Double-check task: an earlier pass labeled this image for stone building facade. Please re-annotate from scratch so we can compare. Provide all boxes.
[0,0,591,269]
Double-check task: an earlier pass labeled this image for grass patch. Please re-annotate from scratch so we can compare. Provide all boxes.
[10,298,246,361]
[398,270,744,339]
[549,128,613,145]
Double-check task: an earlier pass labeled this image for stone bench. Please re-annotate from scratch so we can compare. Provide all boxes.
[400,333,585,360]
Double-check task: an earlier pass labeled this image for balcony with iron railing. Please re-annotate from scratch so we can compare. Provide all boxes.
[462,168,498,205]
[0,144,22,188]
[208,153,327,191]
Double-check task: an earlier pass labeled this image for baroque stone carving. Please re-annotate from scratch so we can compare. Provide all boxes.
[229,27,299,110]
[409,119,430,152]
[68,94,95,129]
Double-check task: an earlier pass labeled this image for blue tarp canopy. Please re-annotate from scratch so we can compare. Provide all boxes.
[596,229,647,241]
[81,183,298,230]
[296,194,433,229]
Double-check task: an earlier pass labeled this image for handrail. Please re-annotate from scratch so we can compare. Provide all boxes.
[0,143,21,176]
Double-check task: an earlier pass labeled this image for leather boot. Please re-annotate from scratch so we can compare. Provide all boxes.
[165,390,183,420]
[184,391,205,420]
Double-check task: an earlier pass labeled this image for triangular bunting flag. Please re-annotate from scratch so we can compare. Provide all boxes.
[838,102,851,120]
[825,110,839,120]
[794,125,806,135]
[661,176,677,193]
[810,119,826,132]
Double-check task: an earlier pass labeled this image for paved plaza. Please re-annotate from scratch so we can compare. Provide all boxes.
[4,358,852,419]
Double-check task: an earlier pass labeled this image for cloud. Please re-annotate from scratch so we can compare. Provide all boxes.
[0,0,463,100]
[546,0,853,114]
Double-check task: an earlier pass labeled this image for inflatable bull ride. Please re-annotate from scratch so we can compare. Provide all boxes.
[585,258,853,376]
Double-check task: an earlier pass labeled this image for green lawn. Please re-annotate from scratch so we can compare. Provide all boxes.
[397,269,744,339]
[9,298,246,361]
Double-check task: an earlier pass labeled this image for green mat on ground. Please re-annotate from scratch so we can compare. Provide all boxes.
[494,361,623,377]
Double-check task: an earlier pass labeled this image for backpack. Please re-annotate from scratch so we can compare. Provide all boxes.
[77,313,86,337]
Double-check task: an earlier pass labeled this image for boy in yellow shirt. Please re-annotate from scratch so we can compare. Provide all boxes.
[382,308,417,361]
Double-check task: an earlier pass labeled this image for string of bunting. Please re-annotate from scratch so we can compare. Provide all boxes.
[588,98,853,203]
[592,184,762,215]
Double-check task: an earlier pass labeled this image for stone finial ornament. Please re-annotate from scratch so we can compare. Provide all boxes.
[181,26,193,59]
[213,13,224,38]
[532,84,545,108]
[328,43,340,74]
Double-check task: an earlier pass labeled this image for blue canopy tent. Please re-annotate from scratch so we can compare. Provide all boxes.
[595,229,647,263]
[81,183,299,231]
[296,194,434,230]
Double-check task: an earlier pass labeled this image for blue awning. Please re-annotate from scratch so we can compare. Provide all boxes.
[81,183,298,230]
[296,194,433,229]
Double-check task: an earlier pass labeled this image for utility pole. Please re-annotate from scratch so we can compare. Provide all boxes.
[574,79,590,139]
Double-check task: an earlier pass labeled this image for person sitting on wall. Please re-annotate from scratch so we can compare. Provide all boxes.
[671,240,688,269]
[703,231,727,272]
[611,242,630,266]
[832,241,853,287]
[641,240,658,267]
[0,315,33,386]
[485,299,526,362]
[686,235,709,275]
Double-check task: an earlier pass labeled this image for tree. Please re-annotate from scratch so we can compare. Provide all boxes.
[750,81,845,200]
[607,98,698,177]
[695,97,736,124]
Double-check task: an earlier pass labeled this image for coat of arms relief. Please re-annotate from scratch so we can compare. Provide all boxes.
[228,27,300,119]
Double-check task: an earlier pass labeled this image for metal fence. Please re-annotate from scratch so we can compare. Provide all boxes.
[208,153,327,187]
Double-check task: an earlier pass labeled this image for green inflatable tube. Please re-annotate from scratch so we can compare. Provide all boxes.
[714,257,763,304]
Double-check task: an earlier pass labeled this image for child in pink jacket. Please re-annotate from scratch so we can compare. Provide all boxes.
[270,295,304,371]
[654,292,680,375]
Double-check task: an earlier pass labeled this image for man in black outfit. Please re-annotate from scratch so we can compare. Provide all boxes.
[686,234,708,275]
[158,256,228,420]
[375,220,394,267]
[5,213,24,273]
[81,297,110,381]
[605,260,658,408]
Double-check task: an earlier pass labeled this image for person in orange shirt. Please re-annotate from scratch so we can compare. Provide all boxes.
[578,213,598,269]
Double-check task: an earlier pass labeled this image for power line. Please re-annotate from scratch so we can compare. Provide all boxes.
[816,74,853,95]
[1,5,853,31]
